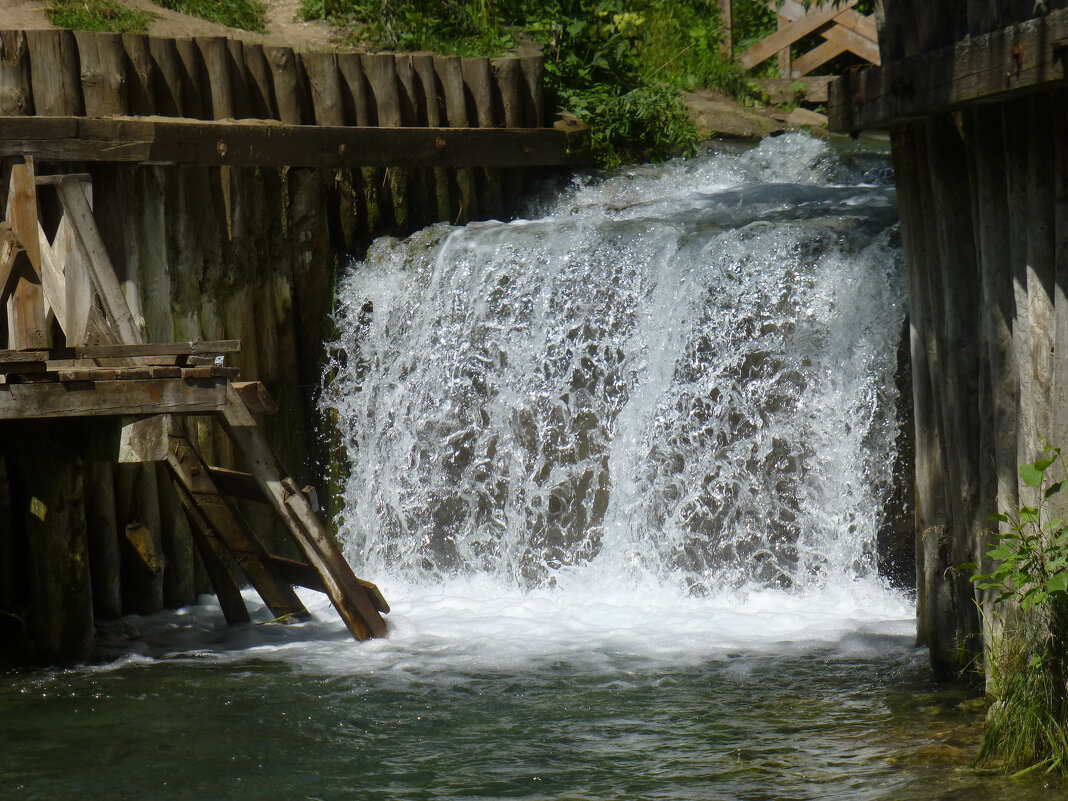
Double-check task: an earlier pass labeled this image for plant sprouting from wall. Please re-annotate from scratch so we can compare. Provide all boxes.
[965,446,1068,775]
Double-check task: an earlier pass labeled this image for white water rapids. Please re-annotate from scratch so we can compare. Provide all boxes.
[308,134,912,670]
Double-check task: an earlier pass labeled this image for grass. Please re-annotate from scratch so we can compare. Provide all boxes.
[150,0,267,32]
[46,0,158,32]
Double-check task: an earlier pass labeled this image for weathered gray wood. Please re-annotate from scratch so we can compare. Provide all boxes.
[73,32,128,118]
[738,0,859,70]
[114,464,164,615]
[171,476,250,623]
[243,43,276,120]
[155,461,195,608]
[148,36,184,116]
[436,55,476,220]
[829,8,1068,131]
[302,52,344,127]
[1054,92,1068,491]
[0,30,33,116]
[361,53,402,127]
[718,0,733,58]
[121,33,155,115]
[55,176,143,344]
[219,382,386,639]
[25,29,83,116]
[24,424,93,664]
[0,116,589,168]
[5,160,46,350]
[225,39,251,121]
[196,37,234,120]
[264,45,308,125]
[519,53,544,128]
[0,377,228,419]
[85,459,122,618]
[173,38,206,120]
[119,414,169,462]
[337,53,372,126]
[167,428,311,621]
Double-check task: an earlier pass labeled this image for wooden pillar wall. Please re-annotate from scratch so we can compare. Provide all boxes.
[893,90,1068,679]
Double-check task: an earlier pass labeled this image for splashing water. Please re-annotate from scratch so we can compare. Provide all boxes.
[322,135,907,627]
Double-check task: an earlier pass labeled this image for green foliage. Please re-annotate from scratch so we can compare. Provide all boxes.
[151,0,267,32]
[966,446,1068,774]
[299,0,779,165]
[47,0,157,32]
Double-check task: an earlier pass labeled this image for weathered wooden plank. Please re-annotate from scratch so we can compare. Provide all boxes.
[205,464,264,502]
[219,382,387,640]
[73,338,239,358]
[793,40,847,77]
[264,45,308,125]
[0,376,228,419]
[337,53,372,126]
[171,477,251,624]
[55,175,144,344]
[148,36,184,116]
[167,429,311,621]
[0,30,34,116]
[829,8,1068,131]
[24,29,83,116]
[0,116,588,168]
[266,553,389,612]
[738,0,858,70]
[5,160,46,350]
[73,32,129,117]
[196,36,235,120]
[121,33,156,116]
[232,379,277,414]
[302,52,344,127]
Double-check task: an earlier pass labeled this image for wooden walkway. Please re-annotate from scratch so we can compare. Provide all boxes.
[2,156,388,644]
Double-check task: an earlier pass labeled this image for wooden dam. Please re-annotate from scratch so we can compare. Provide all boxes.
[830,1,1068,678]
[0,28,586,664]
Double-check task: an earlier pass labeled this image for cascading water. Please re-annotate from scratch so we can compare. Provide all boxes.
[13,135,1065,801]
[322,134,906,620]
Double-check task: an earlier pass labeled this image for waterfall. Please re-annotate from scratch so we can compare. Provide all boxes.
[321,134,904,605]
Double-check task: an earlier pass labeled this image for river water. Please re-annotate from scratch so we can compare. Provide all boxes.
[1,135,1062,799]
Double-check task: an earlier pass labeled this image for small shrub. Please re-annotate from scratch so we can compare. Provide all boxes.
[151,0,267,32]
[47,0,157,32]
[967,446,1068,774]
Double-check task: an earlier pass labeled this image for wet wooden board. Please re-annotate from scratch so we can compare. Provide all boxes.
[0,376,228,419]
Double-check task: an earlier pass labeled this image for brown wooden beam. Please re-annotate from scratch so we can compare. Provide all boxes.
[0,116,591,168]
[829,8,1068,131]
[0,376,228,419]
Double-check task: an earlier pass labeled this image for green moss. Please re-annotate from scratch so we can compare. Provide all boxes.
[46,0,157,33]
[151,0,267,32]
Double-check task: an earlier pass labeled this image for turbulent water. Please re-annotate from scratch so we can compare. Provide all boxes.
[8,135,1063,801]
[323,134,904,600]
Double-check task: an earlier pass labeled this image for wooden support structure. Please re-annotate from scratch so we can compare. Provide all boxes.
[734,0,880,78]
[0,157,388,657]
[0,116,589,170]
[828,8,1068,133]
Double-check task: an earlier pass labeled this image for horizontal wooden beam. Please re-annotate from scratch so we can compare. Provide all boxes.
[738,0,859,70]
[828,7,1068,131]
[0,376,227,419]
[0,116,590,168]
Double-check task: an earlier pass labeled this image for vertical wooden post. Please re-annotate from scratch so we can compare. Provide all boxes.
[412,52,452,223]
[718,0,733,59]
[148,36,184,117]
[0,30,34,116]
[25,29,84,116]
[121,33,156,115]
[436,55,477,221]
[73,31,129,117]
[776,13,793,77]
[23,423,94,665]
[264,45,309,125]
[85,460,123,618]
[5,159,47,350]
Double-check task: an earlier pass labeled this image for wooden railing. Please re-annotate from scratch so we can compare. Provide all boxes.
[719,1,880,100]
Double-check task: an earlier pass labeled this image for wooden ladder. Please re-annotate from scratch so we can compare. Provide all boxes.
[1,156,387,641]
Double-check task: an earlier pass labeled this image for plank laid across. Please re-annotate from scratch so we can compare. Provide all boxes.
[0,116,590,168]
[828,7,1068,131]
[0,376,228,419]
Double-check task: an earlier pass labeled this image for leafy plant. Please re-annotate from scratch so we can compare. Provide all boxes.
[966,446,1068,774]
[151,0,267,32]
[47,0,157,32]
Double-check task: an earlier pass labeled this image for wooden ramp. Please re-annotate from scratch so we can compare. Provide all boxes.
[1,156,388,642]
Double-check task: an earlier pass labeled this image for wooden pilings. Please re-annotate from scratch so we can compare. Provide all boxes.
[891,91,1068,678]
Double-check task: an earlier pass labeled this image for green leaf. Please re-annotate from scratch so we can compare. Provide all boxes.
[1020,507,1040,523]
[1045,481,1066,499]
[989,512,1010,523]
[1020,463,1045,488]
[1035,455,1058,472]
[987,543,1015,561]
[1049,572,1068,593]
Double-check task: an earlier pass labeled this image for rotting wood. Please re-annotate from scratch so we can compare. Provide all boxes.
[232,380,277,414]
[829,8,1068,131]
[0,30,33,116]
[0,116,590,169]
[24,29,82,116]
[219,382,387,639]
[166,429,311,622]
[171,477,251,624]
[73,32,128,118]
[0,376,228,419]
